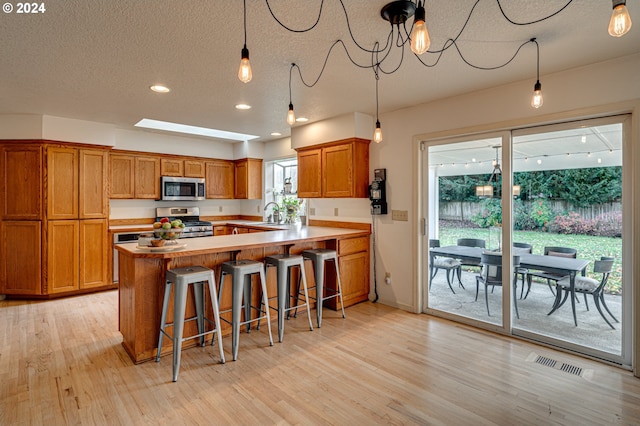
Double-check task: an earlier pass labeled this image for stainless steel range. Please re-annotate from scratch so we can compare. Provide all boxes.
[156,206,213,238]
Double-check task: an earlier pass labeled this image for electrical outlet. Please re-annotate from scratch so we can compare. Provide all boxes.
[257,205,260,213]
[310,207,316,215]
[385,272,392,285]
[218,206,223,212]
[334,207,339,216]
[392,210,409,221]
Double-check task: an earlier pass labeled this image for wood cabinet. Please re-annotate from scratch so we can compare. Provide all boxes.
[79,219,109,289]
[234,158,262,199]
[205,160,235,199]
[79,149,109,218]
[47,147,78,219]
[296,138,370,198]
[325,235,370,309]
[110,154,135,199]
[0,221,42,295]
[47,220,79,294]
[160,158,184,177]
[134,156,160,199]
[0,145,43,220]
[184,160,205,178]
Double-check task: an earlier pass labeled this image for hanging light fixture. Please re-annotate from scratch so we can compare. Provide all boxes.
[609,0,633,37]
[238,0,252,83]
[530,38,543,109]
[286,64,296,125]
[475,146,501,198]
[410,1,430,55]
[373,71,382,143]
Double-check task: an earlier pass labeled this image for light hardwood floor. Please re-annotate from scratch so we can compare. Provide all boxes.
[1,290,640,425]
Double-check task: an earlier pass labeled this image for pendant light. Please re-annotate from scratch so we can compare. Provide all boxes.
[286,64,296,125]
[373,72,382,143]
[609,0,633,37]
[410,1,430,55]
[238,0,252,83]
[530,38,543,109]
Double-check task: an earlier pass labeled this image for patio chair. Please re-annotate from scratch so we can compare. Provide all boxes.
[475,252,521,318]
[429,239,463,294]
[513,242,533,299]
[524,246,577,299]
[455,238,486,281]
[548,257,617,329]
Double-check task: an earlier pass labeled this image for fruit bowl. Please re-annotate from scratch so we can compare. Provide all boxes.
[153,227,184,242]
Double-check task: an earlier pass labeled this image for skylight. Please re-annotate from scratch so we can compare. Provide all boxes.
[135,118,259,142]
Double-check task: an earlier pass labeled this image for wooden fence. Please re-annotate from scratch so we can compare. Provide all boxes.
[439,201,621,221]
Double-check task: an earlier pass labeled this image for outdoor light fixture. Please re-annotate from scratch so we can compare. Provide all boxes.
[237,0,252,83]
[609,0,633,37]
[475,146,502,198]
[286,64,296,126]
[530,38,543,109]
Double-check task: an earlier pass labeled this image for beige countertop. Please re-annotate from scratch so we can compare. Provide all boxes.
[115,225,369,259]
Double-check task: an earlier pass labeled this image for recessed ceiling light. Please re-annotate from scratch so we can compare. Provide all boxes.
[135,118,259,141]
[235,104,251,110]
[150,85,170,93]
[271,132,282,136]
[296,117,309,122]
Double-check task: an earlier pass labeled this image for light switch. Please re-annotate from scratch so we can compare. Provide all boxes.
[392,210,408,221]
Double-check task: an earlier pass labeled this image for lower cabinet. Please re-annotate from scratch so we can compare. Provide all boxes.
[47,219,109,294]
[0,221,42,295]
[325,235,370,309]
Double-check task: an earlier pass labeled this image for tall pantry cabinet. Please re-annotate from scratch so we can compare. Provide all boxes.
[0,141,111,297]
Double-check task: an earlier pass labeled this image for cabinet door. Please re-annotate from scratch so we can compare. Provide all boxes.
[47,220,79,294]
[323,144,354,198]
[297,148,322,198]
[246,159,263,199]
[213,225,228,236]
[234,160,248,199]
[134,156,160,199]
[79,219,108,289]
[324,250,369,310]
[184,160,205,178]
[160,158,184,177]
[47,147,79,220]
[0,221,42,295]
[79,149,108,218]
[205,160,234,199]
[1,145,43,220]
[110,154,135,199]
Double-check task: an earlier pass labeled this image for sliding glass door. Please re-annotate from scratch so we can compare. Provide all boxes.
[423,115,631,366]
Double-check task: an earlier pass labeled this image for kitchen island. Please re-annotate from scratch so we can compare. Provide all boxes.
[115,224,370,363]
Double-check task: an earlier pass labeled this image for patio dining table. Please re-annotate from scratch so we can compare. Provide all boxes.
[429,245,590,326]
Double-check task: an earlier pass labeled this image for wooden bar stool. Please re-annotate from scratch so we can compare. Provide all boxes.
[302,249,345,328]
[261,254,314,342]
[218,260,274,361]
[156,266,225,382]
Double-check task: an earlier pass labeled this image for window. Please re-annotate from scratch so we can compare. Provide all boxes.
[265,158,306,223]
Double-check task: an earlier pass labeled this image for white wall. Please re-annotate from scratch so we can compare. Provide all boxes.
[370,53,640,312]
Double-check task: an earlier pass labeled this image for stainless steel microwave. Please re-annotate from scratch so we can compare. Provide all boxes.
[161,176,206,201]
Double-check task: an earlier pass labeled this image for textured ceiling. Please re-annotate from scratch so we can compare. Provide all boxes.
[1,0,638,143]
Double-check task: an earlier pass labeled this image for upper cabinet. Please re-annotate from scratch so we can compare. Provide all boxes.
[160,158,183,177]
[0,144,43,220]
[47,147,79,219]
[205,160,235,199]
[234,158,262,199]
[297,138,370,198]
[110,152,160,199]
[79,149,109,218]
[184,160,205,178]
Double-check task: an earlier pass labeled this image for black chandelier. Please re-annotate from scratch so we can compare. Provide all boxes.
[238,0,633,143]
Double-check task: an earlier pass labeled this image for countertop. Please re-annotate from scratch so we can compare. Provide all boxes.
[108,220,291,233]
[115,224,369,259]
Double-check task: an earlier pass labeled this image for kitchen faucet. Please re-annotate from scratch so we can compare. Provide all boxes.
[263,202,281,224]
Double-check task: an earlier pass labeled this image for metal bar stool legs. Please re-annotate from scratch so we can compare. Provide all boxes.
[218,260,274,361]
[302,249,345,328]
[263,254,314,342]
[156,266,225,382]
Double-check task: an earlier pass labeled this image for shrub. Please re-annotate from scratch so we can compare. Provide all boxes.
[593,212,622,238]
[528,199,554,231]
[552,211,595,235]
[514,200,537,231]
[471,198,502,228]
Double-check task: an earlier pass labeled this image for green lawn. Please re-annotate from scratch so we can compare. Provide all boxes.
[438,226,623,294]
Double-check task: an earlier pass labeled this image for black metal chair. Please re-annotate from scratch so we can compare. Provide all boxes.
[455,238,486,282]
[548,257,617,329]
[429,239,463,293]
[524,246,577,299]
[513,242,533,299]
[475,252,521,318]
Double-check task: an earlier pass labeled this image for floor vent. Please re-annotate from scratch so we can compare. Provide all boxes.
[535,355,557,368]
[560,363,583,376]
[527,352,589,379]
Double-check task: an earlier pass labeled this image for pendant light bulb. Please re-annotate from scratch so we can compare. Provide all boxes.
[609,1,632,37]
[287,103,296,126]
[374,120,383,144]
[238,46,252,83]
[410,4,430,55]
[531,80,543,109]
